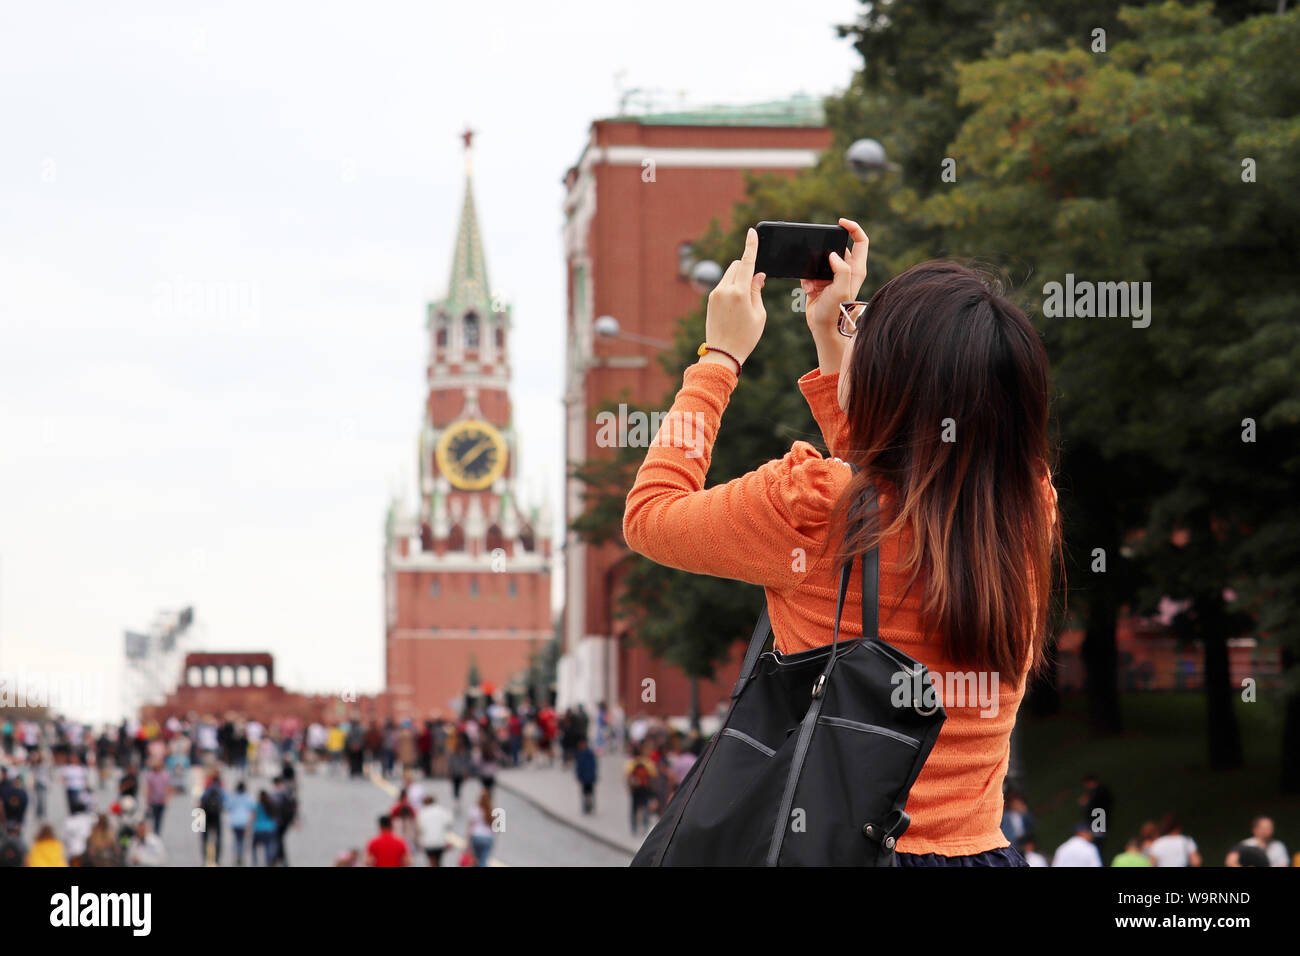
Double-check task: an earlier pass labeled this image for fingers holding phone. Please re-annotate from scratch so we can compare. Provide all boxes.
[796,218,869,340]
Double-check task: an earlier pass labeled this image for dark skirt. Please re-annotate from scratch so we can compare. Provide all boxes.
[896,845,1028,867]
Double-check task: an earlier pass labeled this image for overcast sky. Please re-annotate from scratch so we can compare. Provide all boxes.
[0,0,863,722]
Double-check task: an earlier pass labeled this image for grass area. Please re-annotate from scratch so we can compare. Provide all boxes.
[1018,692,1300,865]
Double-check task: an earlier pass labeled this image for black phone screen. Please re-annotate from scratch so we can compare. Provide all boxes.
[753,222,849,280]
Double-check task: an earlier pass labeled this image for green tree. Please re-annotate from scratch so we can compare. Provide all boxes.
[920,1,1300,773]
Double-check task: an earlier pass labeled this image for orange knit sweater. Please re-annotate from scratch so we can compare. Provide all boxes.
[623,360,1057,856]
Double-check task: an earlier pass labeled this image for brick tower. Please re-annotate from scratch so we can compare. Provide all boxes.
[384,131,553,718]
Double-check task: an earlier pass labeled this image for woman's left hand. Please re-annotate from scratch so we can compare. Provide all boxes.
[703,227,767,368]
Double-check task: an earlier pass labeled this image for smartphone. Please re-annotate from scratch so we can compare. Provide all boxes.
[754,221,849,280]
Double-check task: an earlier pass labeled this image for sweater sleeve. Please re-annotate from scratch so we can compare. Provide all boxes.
[797,367,853,459]
[622,361,852,590]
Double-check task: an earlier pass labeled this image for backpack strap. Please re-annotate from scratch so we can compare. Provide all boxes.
[732,460,877,701]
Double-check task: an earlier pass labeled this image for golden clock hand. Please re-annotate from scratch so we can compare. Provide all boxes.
[460,438,493,467]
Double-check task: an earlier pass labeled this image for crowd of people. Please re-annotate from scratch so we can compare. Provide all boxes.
[340,701,615,867]
[1000,773,1294,867]
[0,714,303,867]
[0,700,623,868]
[7,709,1290,869]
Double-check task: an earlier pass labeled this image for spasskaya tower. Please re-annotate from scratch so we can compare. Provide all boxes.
[383,130,553,718]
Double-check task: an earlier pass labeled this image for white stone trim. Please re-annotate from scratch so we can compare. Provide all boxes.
[390,628,552,641]
[585,145,820,173]
[389,554,551,573]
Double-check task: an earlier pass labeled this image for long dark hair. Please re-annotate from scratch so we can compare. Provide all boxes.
[828,260,1062,684]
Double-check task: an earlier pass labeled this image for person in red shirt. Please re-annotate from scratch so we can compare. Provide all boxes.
[364,815,410,867]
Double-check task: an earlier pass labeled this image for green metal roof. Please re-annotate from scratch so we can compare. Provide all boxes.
[438,173,493,317]
[608,94,825,127]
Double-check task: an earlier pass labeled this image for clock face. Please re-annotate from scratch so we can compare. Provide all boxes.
[435,419,508,490]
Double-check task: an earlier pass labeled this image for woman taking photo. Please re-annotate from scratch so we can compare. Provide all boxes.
[622,221,1061,866]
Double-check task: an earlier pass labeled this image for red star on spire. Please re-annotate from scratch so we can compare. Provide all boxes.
[461,127,474,150]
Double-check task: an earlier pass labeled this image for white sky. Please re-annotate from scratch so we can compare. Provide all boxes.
[0,0,862,722]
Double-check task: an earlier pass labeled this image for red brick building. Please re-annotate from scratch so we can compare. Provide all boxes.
[559,97,832,720]
[383,135,554,719]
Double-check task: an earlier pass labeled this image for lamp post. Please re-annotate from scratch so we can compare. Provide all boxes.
[845,138,900,179]
[592,315,673,350]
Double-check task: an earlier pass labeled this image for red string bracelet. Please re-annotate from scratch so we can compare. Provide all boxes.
[697,342,742,373]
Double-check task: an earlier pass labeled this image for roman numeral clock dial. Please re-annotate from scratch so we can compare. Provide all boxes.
[435,419,508,490]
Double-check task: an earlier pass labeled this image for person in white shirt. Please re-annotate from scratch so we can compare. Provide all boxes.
[401,769,425,809]
[1052,825,1103,867]
[1020,834,1049,868]
[60,759,88,813]
[63,805,97,861]
[126,821,167,866]
[1147,815,1201,867]
[1242,815,1289,867]
[416,795,454,867]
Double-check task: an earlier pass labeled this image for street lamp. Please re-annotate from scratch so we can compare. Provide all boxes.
[689,259,723,294]
[593,315,673,350]
[846,138,900,179]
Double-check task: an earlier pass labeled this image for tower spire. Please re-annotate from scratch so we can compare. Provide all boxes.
[444,127,492,317]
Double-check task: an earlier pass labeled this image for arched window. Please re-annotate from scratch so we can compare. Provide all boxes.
[204,666,219,687]
[464,313,480,349]
[252,666,268,687]
[236,666,251,687]
[486,524,504,554]
[519,526,536,553]
[435,315,448,348]
[187,666,203,687]
[220,666,235,687]
[447,524,465,552]
[494,320,504,350]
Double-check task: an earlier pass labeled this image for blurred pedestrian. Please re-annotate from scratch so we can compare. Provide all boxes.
[574,737,597,814]
[390,788,417,847]
[0,767,28,835]
[199,772,225,865]
[1226,842,1271,867]
[271,777,297,865]
[26,824,68,867]
[448,734,472,812]
[145,761,170,834]
[84,814,122,867]
[365,815,410,867]
[1111,836,1153,867]
[1240,815,1289,867]
[417,794,453,867]
[625,744,656,834]
[126,820,167,866]
[1020,834,1048,867]
[1147,814,1201,867]
[1000,790,1034,850]
[477,734,500,798]
[1052,823,1103,867]
[1077,772,1113,860]
[225,780,255,866]
[467,790,494,866]
[0,827,26,867]
[60,754,89,814]
[251,790,278,866]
